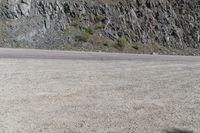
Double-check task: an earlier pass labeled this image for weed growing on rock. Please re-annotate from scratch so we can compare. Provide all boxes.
[86,26,95,35]
[118,35,128,50]
[79,32,90,42]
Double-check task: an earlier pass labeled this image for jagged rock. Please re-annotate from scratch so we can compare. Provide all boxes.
[0,0,200,54]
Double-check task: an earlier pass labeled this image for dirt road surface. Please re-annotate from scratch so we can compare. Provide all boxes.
[0,48,200,133]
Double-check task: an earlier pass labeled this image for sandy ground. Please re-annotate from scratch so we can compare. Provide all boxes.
[0,54,200,132]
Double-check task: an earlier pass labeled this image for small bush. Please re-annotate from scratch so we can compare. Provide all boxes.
[132,45,139,50]
[97,22,106,29]
[103,42,109,47]
[96,15,106,22]
[79,32,90,42]
[86,26,95,35]
[118,35,128,50]
[71,22,79,27]
[89,14,95,22]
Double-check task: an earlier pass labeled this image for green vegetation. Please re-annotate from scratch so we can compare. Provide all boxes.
[96,15,106,22]
[132,45,139,50]
[97,22,106,29]
[86,26,95,35]
[95,0,121,5]
[89,14,95,22]
[79,31,90,42]
[77,27,95,42]
[118,35,128,50]
[103,42,109,47]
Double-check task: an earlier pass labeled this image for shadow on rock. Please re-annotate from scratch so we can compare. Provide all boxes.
[164,128,193,133]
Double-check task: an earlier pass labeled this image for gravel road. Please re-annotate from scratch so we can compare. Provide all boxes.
[0,48,200,133]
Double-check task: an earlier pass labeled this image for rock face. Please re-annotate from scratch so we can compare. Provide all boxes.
[0,0,200,54]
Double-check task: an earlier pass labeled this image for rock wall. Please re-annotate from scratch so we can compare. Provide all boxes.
[1,0,200,54]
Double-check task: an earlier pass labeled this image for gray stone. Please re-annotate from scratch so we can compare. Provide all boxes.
[0,0,200,54]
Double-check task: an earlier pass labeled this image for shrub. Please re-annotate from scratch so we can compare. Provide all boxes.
[118,35,128,50]
[103,42,109,47]
[96,15,106,22]
[132,45,139,50]
[79,31,90,42]
[89,14,95,22]
[86,26,95,35]
[97,22,106,29]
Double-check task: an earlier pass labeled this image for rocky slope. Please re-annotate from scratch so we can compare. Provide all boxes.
[0,0,200,55]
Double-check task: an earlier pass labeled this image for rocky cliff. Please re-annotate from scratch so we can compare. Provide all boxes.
[1,0,200,55]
